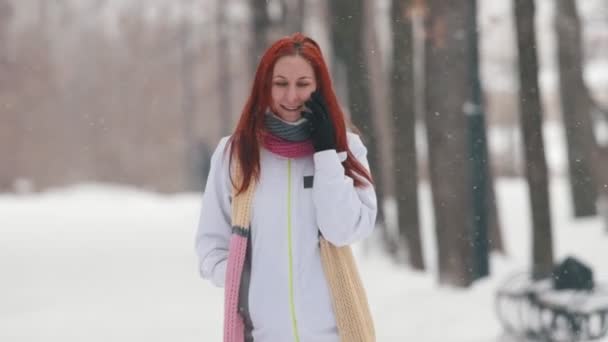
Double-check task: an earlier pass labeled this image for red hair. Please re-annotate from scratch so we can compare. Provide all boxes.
[228,32,373,194]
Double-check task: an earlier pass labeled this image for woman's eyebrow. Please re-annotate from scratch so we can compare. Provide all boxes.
[272,75,313,80]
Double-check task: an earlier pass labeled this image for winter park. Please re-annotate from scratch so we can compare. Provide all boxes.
[1,0,608,341]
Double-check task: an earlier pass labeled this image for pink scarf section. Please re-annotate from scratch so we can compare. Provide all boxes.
[261,131,314,158]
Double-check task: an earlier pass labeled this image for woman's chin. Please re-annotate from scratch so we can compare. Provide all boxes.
[276,112,302,123]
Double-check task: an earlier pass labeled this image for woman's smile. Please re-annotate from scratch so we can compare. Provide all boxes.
[280,104,304,112]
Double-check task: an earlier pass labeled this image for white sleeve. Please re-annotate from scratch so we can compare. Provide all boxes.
[312,133,378,246]
[194,137,232,287]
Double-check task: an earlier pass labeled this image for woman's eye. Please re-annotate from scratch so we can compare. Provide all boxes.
[297,83,311,88]
[274,82,288,87]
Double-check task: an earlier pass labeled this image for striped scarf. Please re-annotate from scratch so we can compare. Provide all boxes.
[223,165,255,342]
[262,112,314,158]
[223,112,313,341]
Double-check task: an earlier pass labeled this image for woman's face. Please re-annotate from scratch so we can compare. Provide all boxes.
[270,55,317,122]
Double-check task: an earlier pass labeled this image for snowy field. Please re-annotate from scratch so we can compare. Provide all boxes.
[1,177,607,342]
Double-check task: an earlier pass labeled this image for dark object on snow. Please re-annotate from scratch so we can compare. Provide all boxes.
[495,270,608,342]
[552,256,594,291]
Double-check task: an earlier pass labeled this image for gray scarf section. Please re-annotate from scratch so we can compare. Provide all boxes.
[264,112,311,142]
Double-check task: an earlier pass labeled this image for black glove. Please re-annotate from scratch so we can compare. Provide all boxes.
[302,91,337,152]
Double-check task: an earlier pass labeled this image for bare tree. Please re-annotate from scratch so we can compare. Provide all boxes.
[424,0,475,287]
[215,2,232,134]
[555,0,598,217]
[2,1,217,193]
[251,0,271,74]
[391,0,424,270]
[467,0,502,276]
[487,171,504,253]
[179,17,199,190]
[328,0,388,248]
[514,0,554,279]
[281,0,304,34]
[0,0,14,191]
[555,0,608,231]
[0,0,9,64]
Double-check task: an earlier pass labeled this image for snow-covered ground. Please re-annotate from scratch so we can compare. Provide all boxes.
[1,176,607,342]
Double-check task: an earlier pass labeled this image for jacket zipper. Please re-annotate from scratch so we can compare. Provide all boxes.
[287,159,301,342]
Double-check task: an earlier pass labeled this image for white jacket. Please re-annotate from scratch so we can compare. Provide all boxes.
[195,132,377,342]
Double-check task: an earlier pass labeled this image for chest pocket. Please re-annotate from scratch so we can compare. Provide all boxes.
[303,175,314,189]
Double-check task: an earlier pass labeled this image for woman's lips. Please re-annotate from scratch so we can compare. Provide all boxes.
[281,104,303,112]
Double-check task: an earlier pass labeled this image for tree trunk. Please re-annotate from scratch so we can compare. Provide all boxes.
[0,0,15,191]
[599,149,608,232]
[513,0,554,279]
[487,171,504,253]
[282,0,304,34]
[555,0,598,217]
[179,20,198,191]
[217,0,232,136]
[466,0,503,255]
[0,0,9,62]
[328,0,387,228]
[467,0,499,277]
[251,0,270,74]
[424,0,475,287]
[391,0,425,270]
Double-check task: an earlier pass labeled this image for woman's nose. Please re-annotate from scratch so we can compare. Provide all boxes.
[286,86,299,103]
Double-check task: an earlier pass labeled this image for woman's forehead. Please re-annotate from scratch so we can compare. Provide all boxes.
[272,55,315,78]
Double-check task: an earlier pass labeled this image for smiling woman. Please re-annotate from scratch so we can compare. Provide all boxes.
[195,33,377,342]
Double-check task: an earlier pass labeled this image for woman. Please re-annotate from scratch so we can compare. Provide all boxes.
[195,33,377,342]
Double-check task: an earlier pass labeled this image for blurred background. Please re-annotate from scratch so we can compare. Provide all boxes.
[1,0,608,341]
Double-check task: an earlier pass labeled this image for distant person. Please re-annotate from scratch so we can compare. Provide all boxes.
[195,33,377,342]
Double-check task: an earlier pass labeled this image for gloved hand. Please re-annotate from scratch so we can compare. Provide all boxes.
[302,90,337,152]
